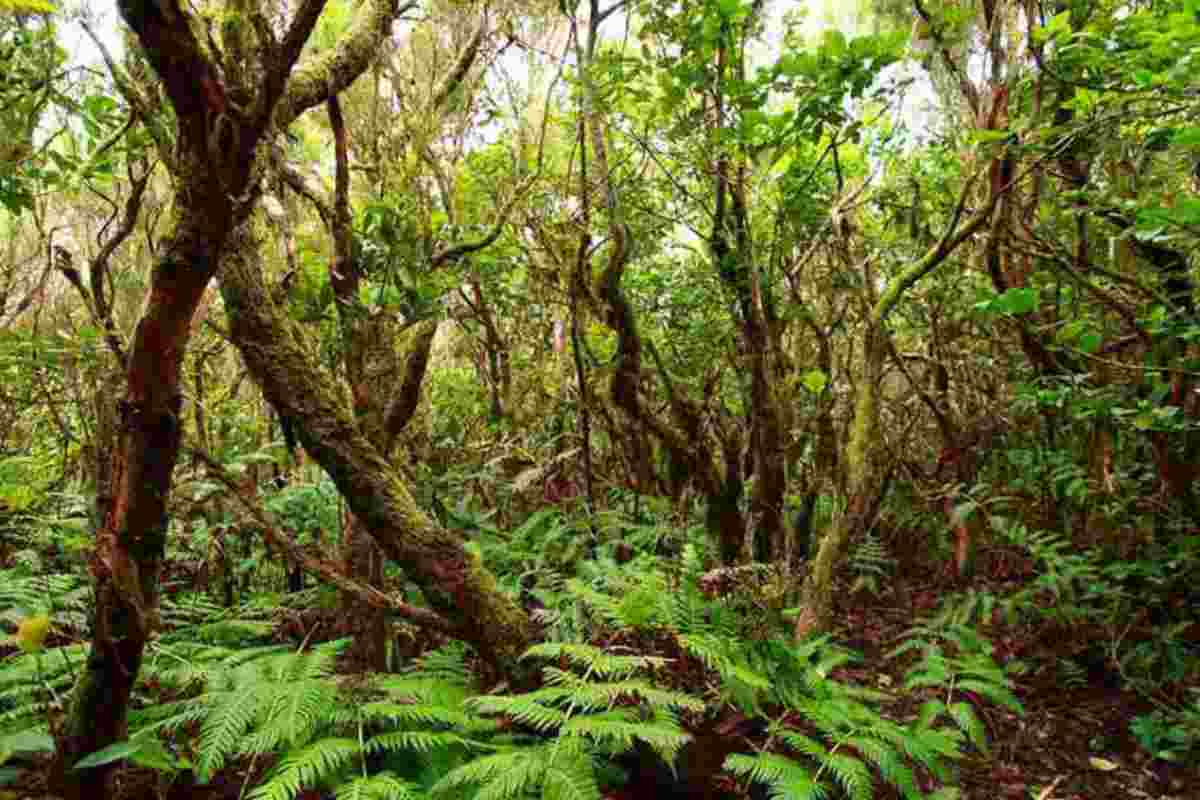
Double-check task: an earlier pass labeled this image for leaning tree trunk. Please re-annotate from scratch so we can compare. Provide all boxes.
[53,200,244,797]
[52,0,405,791]
[218,222,535,676]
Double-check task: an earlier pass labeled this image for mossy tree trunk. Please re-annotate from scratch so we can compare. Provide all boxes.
[310,15,513,666]
[52,0,408,793]
[795,185,1006,638]
[218,222,535,675]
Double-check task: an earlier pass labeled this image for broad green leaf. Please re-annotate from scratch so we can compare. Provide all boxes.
[995,287,1039,315]
[802,369,829,395]
[1171,127,1200,146]
[1078,332,1102,354]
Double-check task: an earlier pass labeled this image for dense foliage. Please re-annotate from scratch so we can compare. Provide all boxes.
[0,0,1197,799]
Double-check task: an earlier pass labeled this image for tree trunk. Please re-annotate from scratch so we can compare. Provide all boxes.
[218,222,534,676]
[53,206,234,797]
[343,516,389,671]
[794,327,886,637]
[794,180,1003,636]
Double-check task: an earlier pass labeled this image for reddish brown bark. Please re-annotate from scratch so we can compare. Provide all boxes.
[53,0,394,792]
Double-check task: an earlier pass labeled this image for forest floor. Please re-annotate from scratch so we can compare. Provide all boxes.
[5,535,1198,800]
[827,538,1200,800]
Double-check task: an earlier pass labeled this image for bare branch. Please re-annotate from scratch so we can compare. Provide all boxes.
[189,445,455,634]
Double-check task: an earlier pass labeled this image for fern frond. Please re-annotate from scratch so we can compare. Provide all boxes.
[366,730,479,755]
[197,688,262,779]
[819,752,872,800]
[954,680,1022,714]
[560,712,690,761]
[468,695,572,732]
[678,634,770,692]
[334,772,424,800]
[523,642,667,678]
[947,702,988,754]
[248,738,362,800]
[724,752,823,800]
[541,752,600,800]
[259,678,338,747]
[776,730,830,762]
[358,702,476,729]
[844,736,919,800]
[897,728,962,782]
[538,671,703,713]
[430,749,531,796]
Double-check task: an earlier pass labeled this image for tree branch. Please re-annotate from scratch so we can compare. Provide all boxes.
[188,445,455,634]
[277,0,419,128]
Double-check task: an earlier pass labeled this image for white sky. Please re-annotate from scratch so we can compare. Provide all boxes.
[49,0,941,155]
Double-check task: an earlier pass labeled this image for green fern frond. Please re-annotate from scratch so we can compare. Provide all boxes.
[896,728,962,782]
[258,679,338,746]
[541,754,601,800]
[366,730,479,755]
[678,634,770,692]
[914,699,946,730]
[954,680,1022,714]
[562,580,625,627]
[358,702,476,729]
[537,671,702,713]
[373,676,472,707]
[844,736,919,800]
[197,688,261,779]
[560,712,690,762]
[430,749,533,796]
[724,752,823,800]
[523,642,667,679]
[334,772,424,800]
[820,752,872,800]
[469,695,572,732]
[776,730,829,762]
[410,642,473,684]
[249,737,363,800]
[947,702,988,753]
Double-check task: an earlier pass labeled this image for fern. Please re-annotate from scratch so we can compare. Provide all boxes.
[687,629,1003,800]
[246,643,490,800]
[334,772,426,800]
[848,531,894,597]
[249,737,362,800]
[890,623,1023,758]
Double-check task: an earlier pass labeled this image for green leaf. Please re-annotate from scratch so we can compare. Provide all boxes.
[995,287,1038,315]
[74,739,144,769]
[716,0,740,18]
[1171,127,1200,146]
[802,369,829,395]
[0,729,54,761]
[130,740,187,772]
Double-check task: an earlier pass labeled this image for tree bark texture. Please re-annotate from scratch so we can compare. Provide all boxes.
[218,223,534,675]
[54,0,408,791]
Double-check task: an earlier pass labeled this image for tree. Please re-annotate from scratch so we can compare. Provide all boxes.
[50,0,527,794]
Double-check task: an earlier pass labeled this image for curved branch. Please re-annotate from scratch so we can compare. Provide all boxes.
[189,445,454,634]
[277,0,419,128]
